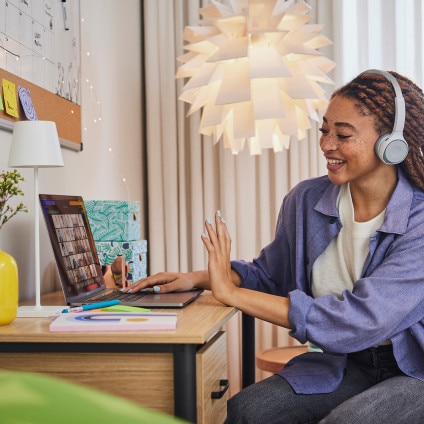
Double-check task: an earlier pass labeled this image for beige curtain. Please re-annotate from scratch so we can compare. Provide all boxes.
[143,0,327,394]
[330,0,423,87]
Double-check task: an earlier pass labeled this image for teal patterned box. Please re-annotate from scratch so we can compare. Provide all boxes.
[95,240,147,284]
[85,200,141,242]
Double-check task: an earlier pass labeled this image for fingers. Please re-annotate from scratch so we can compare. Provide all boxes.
[151,279,191,293]
[215,210,228,246]
[121,272,171,293]
[202,210,231,255]
[201,210,234,304]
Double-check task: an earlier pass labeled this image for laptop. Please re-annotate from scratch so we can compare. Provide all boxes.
[39,194,203,308]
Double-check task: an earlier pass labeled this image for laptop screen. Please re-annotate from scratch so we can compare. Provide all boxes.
[40,194,105,302]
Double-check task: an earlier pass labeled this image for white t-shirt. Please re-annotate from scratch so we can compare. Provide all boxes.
[312,183,385,299]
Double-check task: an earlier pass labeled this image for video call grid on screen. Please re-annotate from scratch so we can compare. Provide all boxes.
[41,197,104,297]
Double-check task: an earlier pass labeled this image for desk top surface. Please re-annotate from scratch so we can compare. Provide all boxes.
[0,291,237,345]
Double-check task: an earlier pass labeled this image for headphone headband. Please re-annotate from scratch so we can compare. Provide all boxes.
[360,69,406,136]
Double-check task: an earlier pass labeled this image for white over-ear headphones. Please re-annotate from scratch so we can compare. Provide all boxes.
[361,69,409,164]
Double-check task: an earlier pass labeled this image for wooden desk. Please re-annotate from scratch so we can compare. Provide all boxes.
[0,291,237,424]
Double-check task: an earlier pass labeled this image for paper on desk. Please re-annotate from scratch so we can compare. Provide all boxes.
[99,305,150,312]
[49,312,177,332]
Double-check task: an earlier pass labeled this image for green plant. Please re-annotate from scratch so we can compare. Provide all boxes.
[0,170,28,230]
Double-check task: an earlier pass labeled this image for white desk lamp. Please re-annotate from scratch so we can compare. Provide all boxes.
[8,121,64,317]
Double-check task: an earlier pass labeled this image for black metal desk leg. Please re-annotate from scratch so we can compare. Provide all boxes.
[173,344,197,423]
[242,313,255,388]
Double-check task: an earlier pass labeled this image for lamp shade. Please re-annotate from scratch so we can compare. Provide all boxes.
[176,0,336,154]
[8,121,64,168]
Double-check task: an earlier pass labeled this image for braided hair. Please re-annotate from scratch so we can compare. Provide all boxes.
[331,71,424,191]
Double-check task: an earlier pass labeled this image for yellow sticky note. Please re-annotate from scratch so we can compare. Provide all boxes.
[2,79,19,118]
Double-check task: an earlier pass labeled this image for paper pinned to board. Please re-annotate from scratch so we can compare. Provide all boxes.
[18,86,38,120]
[2,78,19,117]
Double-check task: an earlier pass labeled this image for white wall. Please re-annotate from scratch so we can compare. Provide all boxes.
[0,0,144,301]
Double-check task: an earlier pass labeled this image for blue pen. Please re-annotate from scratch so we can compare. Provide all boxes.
[62,300,120,314]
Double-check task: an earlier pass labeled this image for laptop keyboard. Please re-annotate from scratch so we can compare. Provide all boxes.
[95,290,150,302]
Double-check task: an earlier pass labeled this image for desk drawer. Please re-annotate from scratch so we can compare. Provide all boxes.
[0,352,174,415]
[196,331,228,424]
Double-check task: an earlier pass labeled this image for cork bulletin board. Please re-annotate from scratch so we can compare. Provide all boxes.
[0,67,81,150]
[0,0,81,151]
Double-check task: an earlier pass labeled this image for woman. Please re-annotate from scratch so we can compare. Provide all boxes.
[125,70,424,423]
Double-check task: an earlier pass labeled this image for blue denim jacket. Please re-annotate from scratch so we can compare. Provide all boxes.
[231,169,424,394]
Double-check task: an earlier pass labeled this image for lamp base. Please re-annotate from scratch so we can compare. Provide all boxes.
[17,305,63,318]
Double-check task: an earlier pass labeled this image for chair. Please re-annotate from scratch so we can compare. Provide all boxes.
[256,345,309,374]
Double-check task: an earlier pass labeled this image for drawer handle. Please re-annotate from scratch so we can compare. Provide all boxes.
[211,379,229,399]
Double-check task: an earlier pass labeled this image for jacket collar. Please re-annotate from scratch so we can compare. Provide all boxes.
[314,169,414,235]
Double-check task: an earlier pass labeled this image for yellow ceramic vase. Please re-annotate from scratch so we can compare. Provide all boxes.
[0,249,18,325]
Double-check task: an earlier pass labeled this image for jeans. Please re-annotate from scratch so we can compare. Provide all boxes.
[226,345,424,424]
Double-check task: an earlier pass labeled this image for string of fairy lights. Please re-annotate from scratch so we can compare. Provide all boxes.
[79,16,131,200]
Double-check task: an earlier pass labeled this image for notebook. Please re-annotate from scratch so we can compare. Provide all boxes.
[50,312,178,332]
[39,194,203,308]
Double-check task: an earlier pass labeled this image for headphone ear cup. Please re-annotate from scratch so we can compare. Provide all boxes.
[375,133,409,164]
